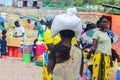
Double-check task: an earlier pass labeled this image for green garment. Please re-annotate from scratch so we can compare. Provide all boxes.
[0,25,5,31]
[37,23,44,38]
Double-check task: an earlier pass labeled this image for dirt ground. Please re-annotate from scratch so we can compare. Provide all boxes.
[0,57,116,80]
[0,57,42,80]
[0,7,117,80]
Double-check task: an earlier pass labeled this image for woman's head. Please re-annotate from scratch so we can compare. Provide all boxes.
[84,23,96,32]
[45,14,55,28]
[40,19,45,25]
[60,30,75,40]
[14,21,20,27]
[97,16,111,29]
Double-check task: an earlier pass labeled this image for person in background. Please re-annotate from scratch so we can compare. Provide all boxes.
[13,21,25,38]
[112,48,120,62]
[0,22,5,31]
[81,23,96,49]
[44,14,61,53]
[84,16,112,80]
[0,22,5,28]
[33,21,37,30]
[40,19,46,32]
[25,19,31,29]
[37,21,44,38]
[0,30,7,59]
[31,38,38,61]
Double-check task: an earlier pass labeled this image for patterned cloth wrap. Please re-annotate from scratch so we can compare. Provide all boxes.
[42,45,82,80]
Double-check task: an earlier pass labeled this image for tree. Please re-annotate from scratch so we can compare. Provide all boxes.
[52,0,58,4]
[75,0,84,6]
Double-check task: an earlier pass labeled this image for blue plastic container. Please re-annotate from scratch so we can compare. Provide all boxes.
[44,52,48,64]
[117,67,120,80]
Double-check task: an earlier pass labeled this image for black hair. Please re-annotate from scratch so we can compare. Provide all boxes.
[60,30,75,39]
[84,23,96,32]
[56,44,70,62]
[96,20,100,28]
[14,21,20,27]
[34,22,37,26]
[40,19,45,25]
[97,15,111,28]
[27,19,30,21]
[99,16,110,22]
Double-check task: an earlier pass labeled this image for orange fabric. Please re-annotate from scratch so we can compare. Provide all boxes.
[25,22,30,29]
[111,15,120,56]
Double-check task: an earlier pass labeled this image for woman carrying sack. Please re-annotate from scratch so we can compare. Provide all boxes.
[47,7,83,80]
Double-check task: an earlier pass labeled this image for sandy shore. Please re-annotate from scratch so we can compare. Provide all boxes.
[0,57,42,80]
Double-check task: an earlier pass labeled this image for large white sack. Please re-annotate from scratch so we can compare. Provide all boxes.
[51,13,82,40]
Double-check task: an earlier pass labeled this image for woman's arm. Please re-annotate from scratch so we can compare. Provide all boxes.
[84,39,98,53]
[13,33,24,38]
[47,44,54,51]
[47,47,56,73]
[89,39,98,53]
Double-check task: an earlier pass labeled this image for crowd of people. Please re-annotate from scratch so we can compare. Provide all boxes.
[42,8,120,80]
[0,7,120,80]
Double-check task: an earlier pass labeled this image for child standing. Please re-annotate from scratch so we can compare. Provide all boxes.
[0,30,7,59]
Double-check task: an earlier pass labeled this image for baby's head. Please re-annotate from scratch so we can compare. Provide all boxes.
[56,47,70,63]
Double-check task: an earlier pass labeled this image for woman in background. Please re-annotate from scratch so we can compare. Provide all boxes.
[84,16,112,80]
[44,14,61,53]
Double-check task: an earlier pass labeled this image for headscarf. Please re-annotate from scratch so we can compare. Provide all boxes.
[45,14,55,22]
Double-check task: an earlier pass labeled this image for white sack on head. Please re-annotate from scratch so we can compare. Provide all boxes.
[66,7,77,16]
[51,8,82,40]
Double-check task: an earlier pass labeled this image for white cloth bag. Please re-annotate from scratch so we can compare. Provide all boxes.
[51,8,82,40]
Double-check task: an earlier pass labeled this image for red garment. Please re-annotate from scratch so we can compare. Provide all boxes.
[33,26,37,30]
[81,30,85,34]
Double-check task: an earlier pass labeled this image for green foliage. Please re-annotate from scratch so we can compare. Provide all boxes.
[43,0,84,7]
[42,0,120,14]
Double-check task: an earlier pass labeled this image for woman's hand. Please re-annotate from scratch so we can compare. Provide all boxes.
[83,48,90,53]
[83,48,93,59]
